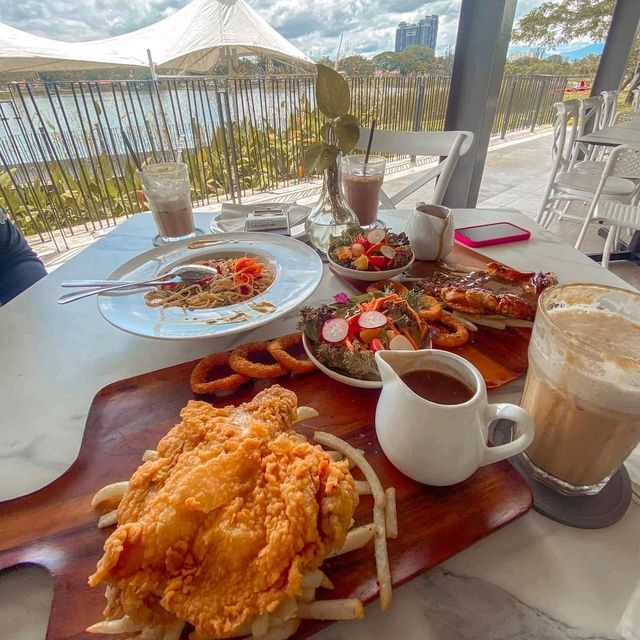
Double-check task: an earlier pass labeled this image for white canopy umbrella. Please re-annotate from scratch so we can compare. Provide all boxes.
[0,0,312,74]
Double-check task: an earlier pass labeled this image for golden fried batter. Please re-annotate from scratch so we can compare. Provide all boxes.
[89,386,357,637]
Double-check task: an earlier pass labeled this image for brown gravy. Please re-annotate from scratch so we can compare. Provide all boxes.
[401,369,474,405]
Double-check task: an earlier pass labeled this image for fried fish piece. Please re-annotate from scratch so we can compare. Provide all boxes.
[89,385,358,637]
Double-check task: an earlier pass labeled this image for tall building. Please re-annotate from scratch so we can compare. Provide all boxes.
[395,15,439,53]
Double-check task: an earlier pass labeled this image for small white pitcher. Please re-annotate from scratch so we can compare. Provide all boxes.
[374,349,535,486]
[405,203,454,261]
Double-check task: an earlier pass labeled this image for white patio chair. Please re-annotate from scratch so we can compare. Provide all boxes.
[569,96,605,174]
[355,128,474,207]
[596,200,640,268]
[600,90,619,128]
[536,101,636,228]
[632,88,640,113]
[574,145,640,252]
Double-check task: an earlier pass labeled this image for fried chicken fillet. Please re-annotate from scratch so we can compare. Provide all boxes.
[89,385,357,637]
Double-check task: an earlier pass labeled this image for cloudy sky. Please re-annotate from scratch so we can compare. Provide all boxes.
[0,0,585,59]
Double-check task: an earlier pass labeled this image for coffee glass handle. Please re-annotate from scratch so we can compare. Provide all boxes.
[480,403,535,466]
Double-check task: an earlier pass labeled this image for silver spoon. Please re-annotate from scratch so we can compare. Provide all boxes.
[57,264,219,305]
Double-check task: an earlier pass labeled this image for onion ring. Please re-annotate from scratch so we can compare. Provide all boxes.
[190,352,250,394]
[418,295,442,321]
[267,333,317,375]
[229,341,289,378]
[431,312,469,347]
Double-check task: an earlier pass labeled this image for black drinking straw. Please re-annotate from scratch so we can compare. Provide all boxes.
[364,119,377,162]
[121,130,142,172]
[363,118,376,175]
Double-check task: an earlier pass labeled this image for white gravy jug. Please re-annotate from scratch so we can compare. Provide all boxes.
[374,349,535,486]
[405,203,454,261]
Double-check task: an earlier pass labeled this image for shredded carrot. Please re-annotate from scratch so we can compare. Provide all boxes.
[344,337,355,352]
[366,240,384,255]
[402,329,419,350]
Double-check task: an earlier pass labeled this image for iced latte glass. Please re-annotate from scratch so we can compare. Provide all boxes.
[140,163,195,244]
[341,155,385,229]
[519,284,640,495]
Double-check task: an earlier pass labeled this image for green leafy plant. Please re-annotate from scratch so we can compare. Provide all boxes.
[302,65,361,175]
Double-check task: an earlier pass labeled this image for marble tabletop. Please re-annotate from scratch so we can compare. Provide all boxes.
[1,209,639,640]
[577,120,640,147]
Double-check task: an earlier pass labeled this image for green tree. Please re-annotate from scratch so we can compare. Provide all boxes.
[512,0,640,99]
[372,51,400,72]
[316,56,335,68]
[337,55,374,76]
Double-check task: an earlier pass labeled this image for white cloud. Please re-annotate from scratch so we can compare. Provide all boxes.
[0,0,575,59]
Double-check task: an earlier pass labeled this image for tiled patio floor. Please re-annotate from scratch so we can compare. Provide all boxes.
[31,130,639,289]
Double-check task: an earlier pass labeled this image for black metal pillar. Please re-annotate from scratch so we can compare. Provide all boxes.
[591,0,640,95]
[442,0,517,208]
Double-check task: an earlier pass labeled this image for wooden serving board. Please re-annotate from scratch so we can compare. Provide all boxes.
[333,243,532,389]
[0,364,532,640]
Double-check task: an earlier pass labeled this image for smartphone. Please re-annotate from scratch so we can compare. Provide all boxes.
[454,222,531,248]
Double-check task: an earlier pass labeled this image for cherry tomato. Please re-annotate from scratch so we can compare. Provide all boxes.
[370,338,385,353]
[369,255,390,269]
[347,313,362,336]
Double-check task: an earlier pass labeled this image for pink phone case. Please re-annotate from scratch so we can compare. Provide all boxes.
[454,222,531,248]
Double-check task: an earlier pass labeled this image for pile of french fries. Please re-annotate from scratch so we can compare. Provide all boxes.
[88,406,397,640]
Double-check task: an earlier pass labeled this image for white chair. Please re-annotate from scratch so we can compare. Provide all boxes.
[574,145,640,252]
[537,101,636,228]
[600,90,619,128]
[355,129,474,207]
[632,88,640,113]
[597,200,640,268]
[569,96,605,174]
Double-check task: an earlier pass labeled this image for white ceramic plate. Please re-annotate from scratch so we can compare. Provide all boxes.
[98,233,323,340]
[209,204,310,239]
[302,334,382,389]
[327,254,415,282]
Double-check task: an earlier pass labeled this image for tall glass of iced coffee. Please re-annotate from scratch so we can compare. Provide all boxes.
[140,163,195,244]
[520,284,640,495]
[341,155,386,229]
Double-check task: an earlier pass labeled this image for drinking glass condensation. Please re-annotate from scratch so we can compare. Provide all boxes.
[519,284,640,496]
[341,155,386,228]
[139,163,195,243]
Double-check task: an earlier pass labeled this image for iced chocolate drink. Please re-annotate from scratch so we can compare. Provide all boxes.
[140,163,195,243]
[519,284,640,495]
[341,155,385,228]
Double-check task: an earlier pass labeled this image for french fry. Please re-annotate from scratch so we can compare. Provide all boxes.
[502,318,534,328]
[450,312,478,332]
[251,612,270,638]
[139,626,164,640]
[98,509,118,528]
[299,587,316,603]
[327,524,377,558]
[355,480,372,495]
[91,481,129,507]
[454,311,506,330]
[302,569,334,590]
[142,449,159,462]
[161,622,185,640]
[385,488,398,539]
[313,432,392,612]
[301,570,324,589]
[86,616,142,634]
[297,599,364,620]
[269,598,297,625]
[320,573,334,590]
[294,406,319,423]
[259,618,300,640]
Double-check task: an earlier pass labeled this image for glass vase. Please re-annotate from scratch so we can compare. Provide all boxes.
[305,162,358,252]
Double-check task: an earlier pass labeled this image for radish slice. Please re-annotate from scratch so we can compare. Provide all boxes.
[358,310,387,329]
[367,229,386,244]
[322,318,349,343]
[389,335,415,350]
[380,245,396,259]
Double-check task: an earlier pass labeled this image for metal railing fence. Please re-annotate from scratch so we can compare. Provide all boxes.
[0,73,566,248]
